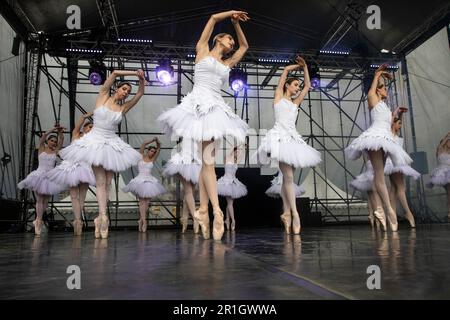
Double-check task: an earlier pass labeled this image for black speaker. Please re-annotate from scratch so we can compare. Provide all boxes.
[11,36,20,56]
[0,199,23,232]
[410,151,428,174]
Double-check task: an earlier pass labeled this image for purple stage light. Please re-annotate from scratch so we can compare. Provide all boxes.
[311,77,320,89]
[156,69,172,85]
[155,59,174,85]
[89,72,103,85]
[231,79,245,92]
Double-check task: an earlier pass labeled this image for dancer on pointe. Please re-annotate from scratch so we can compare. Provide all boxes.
[384,111,420,228]
[122,138,166,232]
[59,70,145,238]
[48,113,96,235]
[217,145,247,231]
[18,125,65,236]
[162,138,201,233]
[157,10,250,240]
[428,131,450,219]
[265,170,305,199]
[257,56,322,235]
[346,64,412,232]
[349,156,379,228]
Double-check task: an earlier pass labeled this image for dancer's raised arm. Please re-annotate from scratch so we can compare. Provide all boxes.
[368,64,392,109]
[55,125,65,152]
[225,13,250,68]
[140,138,157,156]
[72,112,93,140]
[274,58,304,104]
[38,126,58,153]
[293,57,311,106]
[122,70,146,115]
[196,10,249,61]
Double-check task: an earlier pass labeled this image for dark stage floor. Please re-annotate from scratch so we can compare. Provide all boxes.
[1,224,450,300]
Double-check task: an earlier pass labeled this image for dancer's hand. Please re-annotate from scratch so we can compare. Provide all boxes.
[376,64,392,80]
[285,64,301,72]
[231,11,250,23]
[295,56,306,68]
[82,112,93,119]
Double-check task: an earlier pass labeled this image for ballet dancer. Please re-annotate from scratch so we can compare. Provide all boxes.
[217,145,247,231]
[162,138,201,233]
[18,125,65,236]
[428,131,450,219]
[349,156,379,228]
[48,113,96,235]
[257,56,322,235]
[122,138,166,232]
[346,64,412,232]
[157,10,250,240]
[60,70,145,238]
[385,111,420,228]
[265,170,305,199]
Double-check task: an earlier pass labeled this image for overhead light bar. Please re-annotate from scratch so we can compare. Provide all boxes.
[258,58,291,64]
[118,38,152,44]
[66,48,103,53]
[319,50,350,55]
[370,64,399,70]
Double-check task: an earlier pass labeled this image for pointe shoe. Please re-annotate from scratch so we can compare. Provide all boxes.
[141,218,147,233]
[94,217,101,238]
[194,209,210,239]
[368,215,375,228]
[280,212,291,234]
[138,219,143,232]
[231,220,235,231]
[212,209,224,241]
[292,213,301,235]
[373,208,387,232]
[405,213,416,228]
[99,215,109,239]
[387,209,398,232]
[193,219,200,234]
[33,219,43,236]
[73,219,82,236]
[224,217,230,231]
[181,217,188,233]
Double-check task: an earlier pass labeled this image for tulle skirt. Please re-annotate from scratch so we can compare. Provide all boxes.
[47,160,96,187]
[157,87,248,144]
[257,129,321,168]
[350,171,374,192]
[345,129,412,166]
[18,169,65,195]
[265,182,305,198]
[428,165,450,187]
[217,177,248,199]
[122,175,166,198]
[162,153,201,184]
[59,128,141,172]
[384,158,420,180]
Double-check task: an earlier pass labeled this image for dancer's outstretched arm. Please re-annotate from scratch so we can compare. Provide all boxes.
[196,10,248,61]
[96,69,145,108]
[122,70,146,115]
[368,64,391,109]
[293,57,311,106]
[72,112,92,140]
[140,138,157,156]
[152,138,162,161]
[274,58,303,104]
[38,126,58,153]
[226,13,250,68]
[55,125,65,152]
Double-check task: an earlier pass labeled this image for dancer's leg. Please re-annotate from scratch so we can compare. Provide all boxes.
[280,162,300,234]
[392,173,416,228]
[138,198,149,232]
[368,150,398,231]
[279,186,292,234]
[226,197,235,231]
[70,187,81,221]
[389,175,398,215]
[92,166,109,238]
[33,193,45,235]
[78,183,89,213]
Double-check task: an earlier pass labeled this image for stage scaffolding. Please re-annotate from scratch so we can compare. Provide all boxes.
[17,32,437,231]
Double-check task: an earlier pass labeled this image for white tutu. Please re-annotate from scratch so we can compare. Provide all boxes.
[345,101,412,166]
[217,164,248,199]
[47,160,96,187]
[59,106,141,172]
[17,152,65,195]
[157,56,248,144]
[257,99,321,168]
[384,158,420,180]
[162,139,201,184]
[350,160,374,192]
[428,154,450,187]
[265,172,305,198]
[122,160,166,198]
